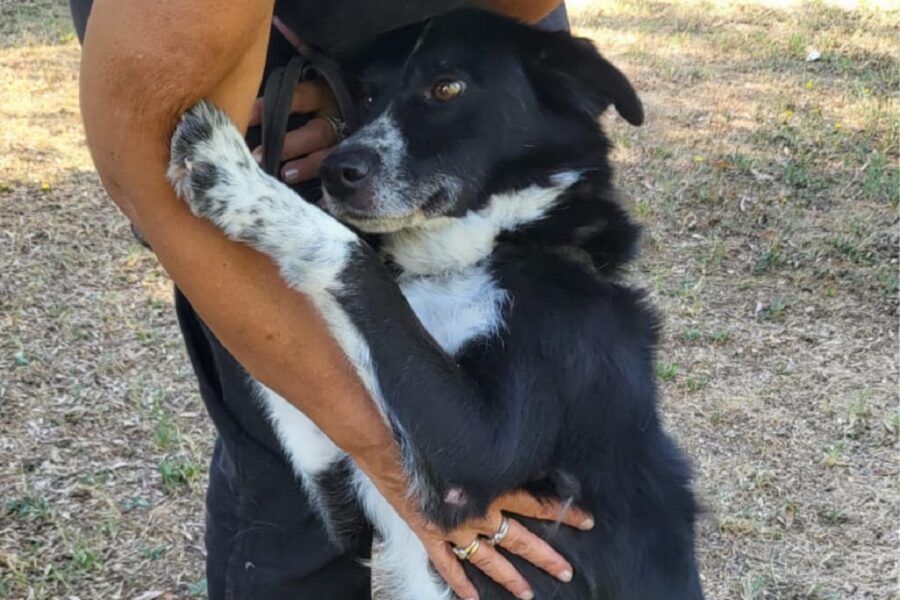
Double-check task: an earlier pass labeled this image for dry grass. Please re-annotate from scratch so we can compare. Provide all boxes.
[1,5,211,597]
[1,0,897,598]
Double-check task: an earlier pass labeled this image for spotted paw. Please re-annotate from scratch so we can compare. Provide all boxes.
[167,100,257,223]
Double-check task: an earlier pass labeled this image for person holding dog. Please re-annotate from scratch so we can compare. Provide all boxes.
[72,2,590,599]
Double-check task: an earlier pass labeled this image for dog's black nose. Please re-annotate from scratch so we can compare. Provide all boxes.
[322,149,376,194]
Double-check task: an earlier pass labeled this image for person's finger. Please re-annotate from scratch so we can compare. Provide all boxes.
[496,491,594,530]
[427,541,480,600]
[248,80,335,129]
[251,118,336,165]
[282,149,330,184]
[465,541,534,600]
[497,518,573,582]
[275,117,335,164]
[291,80,337,115]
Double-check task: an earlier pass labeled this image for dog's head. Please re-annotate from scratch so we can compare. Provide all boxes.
[320,9,643,233]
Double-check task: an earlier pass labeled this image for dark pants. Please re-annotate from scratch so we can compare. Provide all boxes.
[70,2,567,597]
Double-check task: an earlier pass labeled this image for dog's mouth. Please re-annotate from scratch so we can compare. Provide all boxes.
[320,185,456,234]
[319,188,426,233]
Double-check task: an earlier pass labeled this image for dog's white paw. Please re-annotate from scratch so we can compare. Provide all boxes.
[168,100,263,235]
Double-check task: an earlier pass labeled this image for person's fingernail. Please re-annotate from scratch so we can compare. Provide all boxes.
[558,569,573,582]
[283,167,299,183]
[580,517,595,530]
[252,147,262,163]
[517,591,534,600]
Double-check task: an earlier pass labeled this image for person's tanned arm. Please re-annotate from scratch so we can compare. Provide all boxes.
[82,0,559,475]
[481,0,562,22]
[81,0,392,478]
[80,2,580,599]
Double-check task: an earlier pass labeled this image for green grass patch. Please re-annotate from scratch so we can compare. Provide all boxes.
[723,152,754,174]
[686,376,709,392]
[71,543,100,572]
[823,443,845,469]
[753,241,783,274]
[708,329,732,345]
[787,32,805,56]
[740,574,769,600]
[682,327,703,342]
[783,159,813,189]
[830,236,869,263]
[877,265,899,297]
[818,507,849,526]
[5,495,52,520]
[759,297,788,321]
[862,151,899,206]
[158,456,199,493]
[656,362,679,382]
[886,411,900,434]
[121,496,152,513]
[78,469,112,487]
[187,578,209,597]
[154,413,179,451]
[140,545,166,561]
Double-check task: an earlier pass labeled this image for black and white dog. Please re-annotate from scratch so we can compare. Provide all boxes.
[168,10,704,600]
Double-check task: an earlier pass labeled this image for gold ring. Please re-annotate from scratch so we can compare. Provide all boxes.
[452,538,481,561]
[322,114,346,142]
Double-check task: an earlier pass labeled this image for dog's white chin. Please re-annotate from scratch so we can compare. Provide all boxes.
[341,212,429,234]
[320,189,430,233]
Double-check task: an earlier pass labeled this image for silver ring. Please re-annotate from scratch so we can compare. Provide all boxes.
[322,114,346,142]
[487,516,510,546]
[452,538,481,561]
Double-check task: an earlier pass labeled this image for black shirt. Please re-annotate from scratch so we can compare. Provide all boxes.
[70,1,567,58]
[274,0,474,58]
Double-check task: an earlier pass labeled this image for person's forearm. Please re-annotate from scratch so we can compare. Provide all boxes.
[79,0,394,460]
[480,0,561,22]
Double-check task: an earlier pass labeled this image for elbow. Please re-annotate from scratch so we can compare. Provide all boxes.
[78,28,198,161]
[78,49,187,223]
[79,54,183,155]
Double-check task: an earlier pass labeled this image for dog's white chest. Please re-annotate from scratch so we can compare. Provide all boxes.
[400,266,507,356]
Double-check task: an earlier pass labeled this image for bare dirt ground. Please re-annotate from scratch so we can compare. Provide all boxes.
[1,0,897,598]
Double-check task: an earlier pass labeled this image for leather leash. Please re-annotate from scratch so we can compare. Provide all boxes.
[260,26,358,179]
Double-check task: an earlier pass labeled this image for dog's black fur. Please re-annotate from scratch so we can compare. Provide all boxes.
[170,9,704,599]
[324,12,705,599]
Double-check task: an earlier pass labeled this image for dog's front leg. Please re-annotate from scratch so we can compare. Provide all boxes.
[168,101,360,298]
[168,100,402,427]
[168,101,461,599]
[168,101,550,528]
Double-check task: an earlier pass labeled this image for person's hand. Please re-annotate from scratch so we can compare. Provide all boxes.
[406,491,594,600]
[355,445,593,600]
[247,78,340,184]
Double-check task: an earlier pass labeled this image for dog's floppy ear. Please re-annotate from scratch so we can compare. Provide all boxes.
[523,30,644,126]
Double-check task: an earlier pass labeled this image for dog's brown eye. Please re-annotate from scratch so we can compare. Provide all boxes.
[431,79,465,102]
